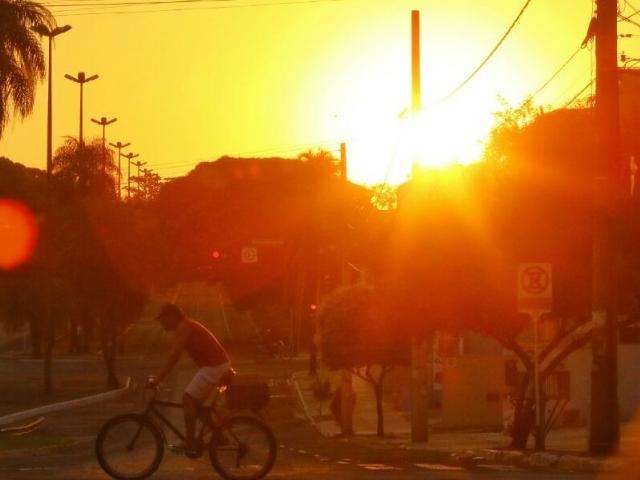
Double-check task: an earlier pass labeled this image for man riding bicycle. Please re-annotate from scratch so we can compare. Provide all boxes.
[148,303,231,455]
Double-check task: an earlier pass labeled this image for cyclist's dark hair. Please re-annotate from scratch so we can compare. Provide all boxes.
[156,303,185,329]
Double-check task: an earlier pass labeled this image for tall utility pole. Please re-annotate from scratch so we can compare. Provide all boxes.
[409,9,431,444]
[109,141,130,199]
[336,140,355,435]
[411,9,421,114]
[122,152,139,199]
[590,0,622,455]
[64,71,99,145]
[31,22,71,395]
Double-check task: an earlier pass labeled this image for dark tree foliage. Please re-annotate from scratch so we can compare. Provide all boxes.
[374,100,640,449]
[153,153,370,349]
[0,0,54,137]
[320,285,410,437]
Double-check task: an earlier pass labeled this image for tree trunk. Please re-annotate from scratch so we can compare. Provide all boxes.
[309,319,318,375]
[375,382,385,437]
[117,325,126,356]
[30,318,42,359]
[340,370,354,436]
[68,317,80,354]
[511,394,535,449]
[100,321,119,389]
[534,375,549,451]
[81,315,94,353]
[43,318,54,394]
[411,335,432,442]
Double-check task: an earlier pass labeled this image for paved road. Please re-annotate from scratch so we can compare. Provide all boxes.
[0,358,618,479]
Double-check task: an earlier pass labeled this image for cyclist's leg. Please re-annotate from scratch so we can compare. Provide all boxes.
[184,369,216,450]
[183,392,200,450]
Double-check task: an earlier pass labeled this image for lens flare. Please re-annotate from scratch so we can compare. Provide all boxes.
[0,199,38,270]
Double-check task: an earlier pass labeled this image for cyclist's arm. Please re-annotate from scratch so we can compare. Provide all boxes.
[155,322,189,383]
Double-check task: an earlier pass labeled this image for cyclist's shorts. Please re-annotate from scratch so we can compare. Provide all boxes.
[185,362,231,402]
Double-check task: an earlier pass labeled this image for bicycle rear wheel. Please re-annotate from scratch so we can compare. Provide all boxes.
[209,416,277,480]
[96,414,164,480]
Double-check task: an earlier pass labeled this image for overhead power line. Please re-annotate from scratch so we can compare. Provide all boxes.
[531,45,584,98]
[434,0,534,105]
[50,0,344,15]
[562,79,594,109]
[619,12,640,29]
[46,0,238,5]
[622,0,640,19]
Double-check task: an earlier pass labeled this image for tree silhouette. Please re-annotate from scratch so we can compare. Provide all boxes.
[0,0,54,137]
[320,285,410,437]
[52,136,117,198]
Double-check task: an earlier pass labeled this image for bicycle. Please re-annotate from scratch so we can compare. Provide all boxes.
[95,371,277,480]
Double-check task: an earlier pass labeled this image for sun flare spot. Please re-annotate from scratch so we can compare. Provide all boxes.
[0,199,38,270]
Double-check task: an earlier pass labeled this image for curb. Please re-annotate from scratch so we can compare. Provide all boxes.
[449,448,628,474]
[0,377,134,428]
[291,371,629,474]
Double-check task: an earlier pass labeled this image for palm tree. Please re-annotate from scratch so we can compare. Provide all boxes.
[53,136,118,197]
[297,148,340,177]
[0,0,54,138]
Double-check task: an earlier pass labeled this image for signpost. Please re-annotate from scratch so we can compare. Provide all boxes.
[517,263,552,451]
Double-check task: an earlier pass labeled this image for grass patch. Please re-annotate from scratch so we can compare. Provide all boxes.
[0,434,74,451]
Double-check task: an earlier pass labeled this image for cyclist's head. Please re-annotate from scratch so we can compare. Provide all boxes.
[156,303,185,331]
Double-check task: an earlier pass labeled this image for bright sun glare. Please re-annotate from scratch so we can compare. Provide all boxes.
[402,101,494,170]
[345,97,495,187]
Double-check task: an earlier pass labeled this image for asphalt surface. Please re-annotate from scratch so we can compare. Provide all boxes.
[0,357,619,479]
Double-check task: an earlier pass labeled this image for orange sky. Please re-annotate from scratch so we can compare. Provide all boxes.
[0,0,608,185]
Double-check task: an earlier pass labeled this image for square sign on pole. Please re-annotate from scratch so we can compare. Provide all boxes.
[517,263,552,313]
[241,246,258,264]
[517,262,552,451]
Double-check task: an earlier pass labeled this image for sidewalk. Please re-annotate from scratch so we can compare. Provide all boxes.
[292,370,640,474]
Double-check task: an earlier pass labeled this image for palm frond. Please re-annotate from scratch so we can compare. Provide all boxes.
[0,0,54,138]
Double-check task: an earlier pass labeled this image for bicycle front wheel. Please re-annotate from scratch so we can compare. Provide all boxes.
[209,416,277,480]
[96,414,164,480]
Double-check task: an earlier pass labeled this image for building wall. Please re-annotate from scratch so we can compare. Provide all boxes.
[440,355,505,430]
[560,343,640,425]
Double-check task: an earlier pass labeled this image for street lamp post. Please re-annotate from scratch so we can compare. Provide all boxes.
[122,152,139,199]
[31,23,71,394]
[132,160,146,196]
[31,24,72,179]
[65,71,99,146]
[91,116,117,149]
[109,141,130,199]
[132,159,146,178]
[92,117,117,174]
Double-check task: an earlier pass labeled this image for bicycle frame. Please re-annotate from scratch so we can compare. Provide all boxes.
[140,387,229,448]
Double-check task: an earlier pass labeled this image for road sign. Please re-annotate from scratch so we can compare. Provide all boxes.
[241,246,258,264]
[517,262,552,450]
[517,263,552,311]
